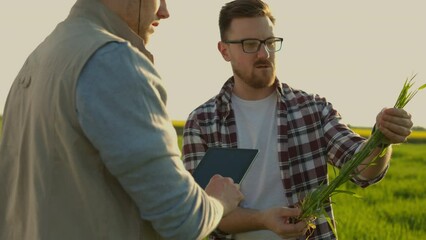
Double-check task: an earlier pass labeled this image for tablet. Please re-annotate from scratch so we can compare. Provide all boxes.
[192,147,259,189]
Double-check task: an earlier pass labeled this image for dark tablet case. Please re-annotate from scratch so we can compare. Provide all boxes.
[192,147,259,189]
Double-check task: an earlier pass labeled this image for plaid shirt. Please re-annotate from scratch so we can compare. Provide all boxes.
[182,78,388,240]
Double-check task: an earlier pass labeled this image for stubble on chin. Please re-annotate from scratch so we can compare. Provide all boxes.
[234,68,275,89]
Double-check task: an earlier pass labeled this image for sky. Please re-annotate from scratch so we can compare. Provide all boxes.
[1,0,425,128]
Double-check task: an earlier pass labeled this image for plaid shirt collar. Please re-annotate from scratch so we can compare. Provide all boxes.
[214,76,285,119]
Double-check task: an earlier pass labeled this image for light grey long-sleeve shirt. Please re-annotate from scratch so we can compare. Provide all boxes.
[76,41,223,239]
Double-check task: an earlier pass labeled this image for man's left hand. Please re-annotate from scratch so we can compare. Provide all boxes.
[375,108,413,144]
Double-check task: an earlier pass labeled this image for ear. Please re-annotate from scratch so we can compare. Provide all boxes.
[217,41,231,62]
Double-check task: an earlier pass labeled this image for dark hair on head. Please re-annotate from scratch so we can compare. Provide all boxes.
[219,0,276,41]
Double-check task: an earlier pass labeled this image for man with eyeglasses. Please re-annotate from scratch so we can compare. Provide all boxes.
[182,0,413,239]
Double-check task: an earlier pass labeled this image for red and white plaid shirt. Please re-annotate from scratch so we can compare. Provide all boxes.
[182,77,388,240]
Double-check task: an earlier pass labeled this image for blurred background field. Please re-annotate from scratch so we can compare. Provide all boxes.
[347,126,426,144]
[331,143,426,239]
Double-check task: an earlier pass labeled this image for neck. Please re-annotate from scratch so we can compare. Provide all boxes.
[232,80,275,100]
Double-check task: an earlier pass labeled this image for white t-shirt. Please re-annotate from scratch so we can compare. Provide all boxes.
[231,92,294,240]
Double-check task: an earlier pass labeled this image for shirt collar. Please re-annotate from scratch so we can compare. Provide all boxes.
[215,77,286,118]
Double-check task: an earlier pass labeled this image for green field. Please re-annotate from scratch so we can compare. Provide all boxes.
[331,144,426,239]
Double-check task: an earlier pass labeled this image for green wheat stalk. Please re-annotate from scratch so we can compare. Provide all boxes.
[298,74,426,236]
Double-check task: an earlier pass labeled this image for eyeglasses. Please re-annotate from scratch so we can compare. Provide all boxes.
[223,37,283,53]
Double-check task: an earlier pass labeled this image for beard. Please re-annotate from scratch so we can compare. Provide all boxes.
[232,59,276,89]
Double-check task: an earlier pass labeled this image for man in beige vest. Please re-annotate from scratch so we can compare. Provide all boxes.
[0,0,244,239]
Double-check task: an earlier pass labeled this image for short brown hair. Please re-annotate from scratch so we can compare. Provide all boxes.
[219,0,276,41]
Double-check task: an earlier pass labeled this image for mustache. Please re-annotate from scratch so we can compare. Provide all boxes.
[254,60,273,67]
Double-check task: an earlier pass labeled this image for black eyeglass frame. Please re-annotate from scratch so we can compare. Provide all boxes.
[223,37,284,53]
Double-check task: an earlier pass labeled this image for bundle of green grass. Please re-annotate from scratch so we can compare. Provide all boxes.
[297,74,426,237]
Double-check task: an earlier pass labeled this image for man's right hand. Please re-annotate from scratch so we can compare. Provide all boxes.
[260,207,308,238]
[205,174,244,216]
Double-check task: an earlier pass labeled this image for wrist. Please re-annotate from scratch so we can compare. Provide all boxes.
[258,209,269,230]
